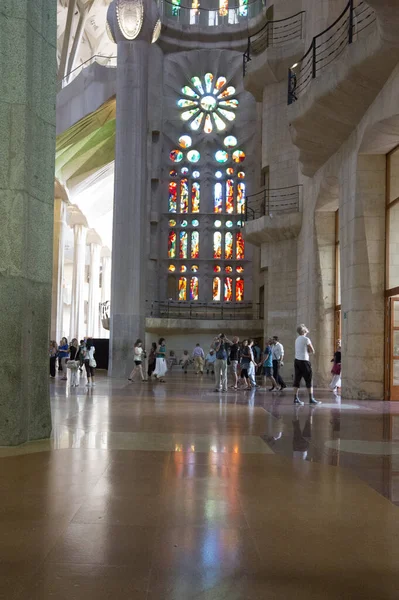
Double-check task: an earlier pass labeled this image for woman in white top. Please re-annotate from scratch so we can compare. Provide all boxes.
[85,338,96,388]
[129,339,146,382]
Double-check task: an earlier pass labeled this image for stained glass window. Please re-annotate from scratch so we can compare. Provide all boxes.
[213,113,226,131]
[191,231,199,258]
[191,76,204,94]
[170,149,183,162]
[225,265,233,273]
[224,277,233,302]
[172,0,181,16]
[192,219,199,226]
[179,277,187,300]
[219,99,239,108]
[215,171,223,179]
[192,265,199,272]
[204,114,213,134]
[187,150,200,163]
[224,135,237,148]
[214,220,222,227]
[218,86,236,98]
[181,167,189,175]
[193,170,200,178]
[170,169,177,177]
[181,220,188,227]
[182,109,198,121]
[190,182,200,213]
[178,99,197,108]
[219,0,228,16]
[232,149,246,163]
[226,167,234,175]
[213,231,222,259]
[190,113,204,131]
[180,265,187,272]
[237,182,246,215]
[205,73,214,93]
[238,0,248,16]
[200,96,217,111]
[214,265,221,272]
[190,277,199,301]
[179,135,192,148]
[236,277,244,301]
[213,277,221,301]
[179,231,188,259]
[237,171,245,179]
[226,220,233,228]
[236,231,245,259]
[236,266,244,273]
[169,181,177,212]
[214,183,223,213]
[169,219,176,227]
[168,230,176,258]
[180,179,189,213]
[225,231,233,260]
[218,108,235,122]
[181,85,199,98]
[226,179,234,214]
[168,264,176,272]
[214,77,226,93]
[215,150,228,163]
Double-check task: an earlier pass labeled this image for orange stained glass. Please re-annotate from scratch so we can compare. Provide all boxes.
[179,277,187,301]
[226,179,234,214]
[191,231,199,259]
[224,277,233,302]
[169,181,177,212]
[214,265,221,272]
[219,0,228,16]
[191,182,200,213]
[179,230,188,259]
[168,230,176,258]
[180,179,189,213]
[189,276,199,300]
[236,231,245,259]
[236,277,244,301]
[213,277,221,301]
[237,182,246,214]
[213,231,222,259]
[214,183,223,214]
[225,231,233,260]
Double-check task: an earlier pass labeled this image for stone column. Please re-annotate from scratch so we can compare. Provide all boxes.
[87,230,102,338]
[107,0,161,377]
[0,1,56,445]
[51,193,68,342]
[68,207,88,340]
[101,248,112,305]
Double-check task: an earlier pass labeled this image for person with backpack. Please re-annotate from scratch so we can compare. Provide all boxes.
[213,333,231,392]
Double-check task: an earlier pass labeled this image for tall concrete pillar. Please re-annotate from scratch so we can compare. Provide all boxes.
[51,194,68,342]
[101,248,112,305]
[87,230,102,337]
[107,0,161,377]
[0,1,56,445]
[68,207,88,340]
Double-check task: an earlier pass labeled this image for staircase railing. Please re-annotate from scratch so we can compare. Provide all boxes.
[245,185,302,220]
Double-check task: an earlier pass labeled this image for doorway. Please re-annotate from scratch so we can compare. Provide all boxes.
[386,297,399,400]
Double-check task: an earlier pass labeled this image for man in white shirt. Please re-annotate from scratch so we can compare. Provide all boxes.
[271,336,286,390]
[192,343,205,374]
[293,324,321,406]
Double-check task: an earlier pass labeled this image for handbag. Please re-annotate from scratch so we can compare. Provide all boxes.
[89,357,97,368]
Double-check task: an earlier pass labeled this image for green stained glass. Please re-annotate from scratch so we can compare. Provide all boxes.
[232,149,246,163]
[224,135,237,148]
[219,99,239,109]
[226,220,233,228]
[172,0,181,16]
[187,150,200,163]
[215,150,228,163]
[177,99,197,108]
[181,167,189,175]
[181,86,199,98]
[218,86,236,99]
[214,220,222,227]
[181,220,188,227]
[200,95,217,111]
[204,114,213,133]
[170,149,183,162]
[192,219,199,226]
[179,135,192,148]
[191,76,204,94]
[205,73,214,93]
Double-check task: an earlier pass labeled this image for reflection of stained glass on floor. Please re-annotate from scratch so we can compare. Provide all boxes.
[213,277,221,301]
[190,276,199,301]
[169,181,177,212]
[191,231,199,259]
[237,182,246,214]
[214,183,223,213]
[168,230,176,258]
[213,231,222,259]
[179,277,187,300]
[236,277,244,301]
[226,179,234,214]
[192,182,200,213]
[179,230,188,259]
[224,277,233,302]
[225,231,233,260]
[236,231,245,259]
[180,179,189,213]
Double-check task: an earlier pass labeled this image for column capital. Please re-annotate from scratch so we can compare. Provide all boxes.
[67,205,88,229]
[87,229,103,247]
[107,0,161,45]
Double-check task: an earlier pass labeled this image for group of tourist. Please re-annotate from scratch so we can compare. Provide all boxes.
[49,337,97,387]
[127,324,342,405]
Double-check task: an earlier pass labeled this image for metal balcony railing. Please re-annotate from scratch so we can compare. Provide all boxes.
[158,0,266,27]
[58,54,117,91]
[100,300,263,322]
[245,185,302,220]
[288,0,375,104]
[243,11,305,76]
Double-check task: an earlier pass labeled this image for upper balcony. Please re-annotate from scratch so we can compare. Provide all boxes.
[243,11,306,100]
[243,185,302,245]
[287,0,399,176]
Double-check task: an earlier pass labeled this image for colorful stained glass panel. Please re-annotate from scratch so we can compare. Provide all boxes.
[169,181,177,212]
[214,77,227,93]
[224,277,233,302]
[218,108,235,122]
[179,277,187,300]
[214,183,223,213]
[179,231,188,259]
[180,179,189,213]
[215,150,228,163]
[177,99,197,109]
[236,266,244,273]
[191,182,200,213]
[187,150,200,163]
[168,230,176,258]
[170,150,183,162]
[191,76,204,94]
[236,277,244,301]
[213,231,222,259]
[205,73,214,93]
[224,136,238,148]
[191,219,199,226]
[225,231,233,260]
[172,0,181,16]
[232,149,246,163]
[218,86,236,98]
[214,220,222,227]
[181,86,199,98]
[180,265,187,272]
[213,113,226,131]
[225,265,233,273]
[219,99,239,108]
[237,182,246,214]
[191,231,199,258]
[190,277,199,300]
[236,231,245,259]
[170,169,177,177]
[200,95,217,111]
[192,264,199,272]
[193,170,200,178]
[169,219,176,226]
[204,114,213,133]
[168,264,176,272]
[179,135,192,148]
[237,171,245,179]
[219,0,228,16]
[214,265,221,272]
[226,179,234,214]
[190,112,204,131]
[181,109,198,121]
[213,277,221,301]
[239,0,248,16]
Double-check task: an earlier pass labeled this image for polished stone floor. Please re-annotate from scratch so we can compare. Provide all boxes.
[1,371,399,599]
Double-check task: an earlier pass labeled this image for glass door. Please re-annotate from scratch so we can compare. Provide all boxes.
[389,298,399,400]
